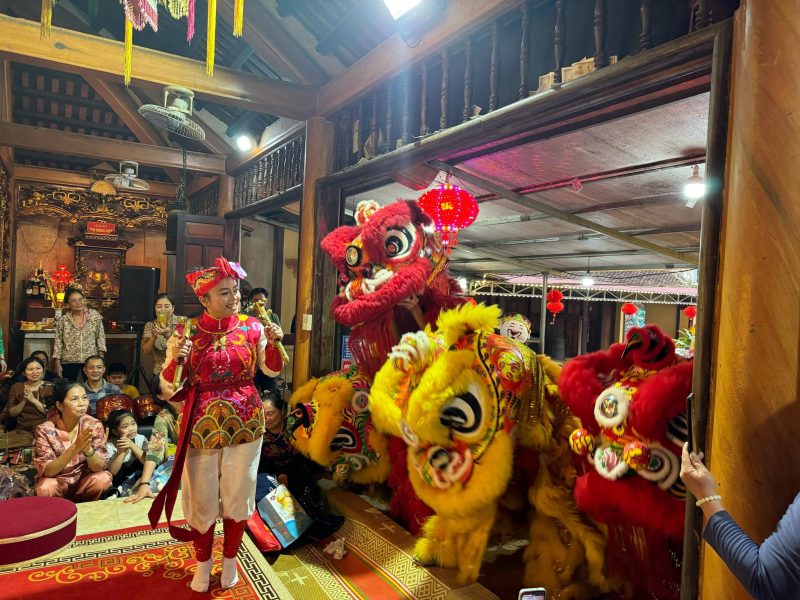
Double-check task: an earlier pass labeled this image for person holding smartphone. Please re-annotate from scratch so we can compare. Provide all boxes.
[33,379,112,501]
[681,443,800,599]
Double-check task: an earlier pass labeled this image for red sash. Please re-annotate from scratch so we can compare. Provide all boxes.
[148,378,256,541]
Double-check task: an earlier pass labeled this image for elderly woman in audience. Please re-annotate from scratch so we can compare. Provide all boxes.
[52,286,106,381]
[1,357,54,447]
[33,379,112,501]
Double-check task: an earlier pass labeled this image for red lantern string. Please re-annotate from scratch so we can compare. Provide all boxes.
[683,305,697,320]
[621,302,638,317]
[417,182,479,253]
[545,289,564,324]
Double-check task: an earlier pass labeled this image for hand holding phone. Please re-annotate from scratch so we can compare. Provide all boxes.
[686,392,694,453]
[519,588,546,600]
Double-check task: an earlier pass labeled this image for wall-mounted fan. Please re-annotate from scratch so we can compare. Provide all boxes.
[105,161,150,191]
[138,86,206,141]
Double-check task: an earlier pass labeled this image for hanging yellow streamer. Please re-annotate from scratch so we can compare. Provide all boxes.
[233,0,244,37]
[124,17,133,86]
[206,0,217,77]
[40,0,53,39]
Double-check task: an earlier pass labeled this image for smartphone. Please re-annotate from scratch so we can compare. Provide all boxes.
[519,588,546,600]
[685,392,694,453]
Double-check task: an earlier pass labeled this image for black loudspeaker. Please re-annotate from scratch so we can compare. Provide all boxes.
[165,209,187,253]
[119,266,161,323]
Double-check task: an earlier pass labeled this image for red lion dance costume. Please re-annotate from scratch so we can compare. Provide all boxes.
[288,199,464,534]
[559,325,692,599]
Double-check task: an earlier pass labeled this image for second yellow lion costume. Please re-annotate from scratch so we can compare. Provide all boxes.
[370,303,611,596]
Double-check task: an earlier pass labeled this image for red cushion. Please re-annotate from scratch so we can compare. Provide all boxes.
[0,497,77,567]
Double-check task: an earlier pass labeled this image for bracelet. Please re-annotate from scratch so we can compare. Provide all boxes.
[136,481,151,488]
[696,494,722,507]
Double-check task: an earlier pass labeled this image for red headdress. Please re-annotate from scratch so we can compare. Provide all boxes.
[185,257,247,298]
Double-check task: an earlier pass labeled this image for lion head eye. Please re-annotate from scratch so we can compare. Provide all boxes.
[384,226,415,259]
[439,392,482,435]
[330,428,357,451]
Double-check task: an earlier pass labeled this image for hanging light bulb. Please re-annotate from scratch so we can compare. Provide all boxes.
[684,165,705,208]
[581,275,595,287]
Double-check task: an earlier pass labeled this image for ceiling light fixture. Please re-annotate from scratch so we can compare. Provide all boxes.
[236,134,254,152]
[581,275,595,287]
[683,165,705,208]
[457,276,468,291]
[383,0,447,45]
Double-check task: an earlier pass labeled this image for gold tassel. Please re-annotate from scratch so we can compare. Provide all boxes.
[40,0,53,39]
[124,17,133,86]
[233,0,244,37]
[206,0,217,77]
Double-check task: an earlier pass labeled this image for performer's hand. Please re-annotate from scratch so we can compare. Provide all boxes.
[176,338,192,360]
[680,443,717,499]
[398,294,421,311]
[265,323,283,342]
[125,483,155,504]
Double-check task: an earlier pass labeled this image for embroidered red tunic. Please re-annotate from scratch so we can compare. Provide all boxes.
[160,312,283,449]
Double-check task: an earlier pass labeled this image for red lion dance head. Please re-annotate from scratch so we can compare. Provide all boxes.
[321,199,463,378]
[559,325,693,599]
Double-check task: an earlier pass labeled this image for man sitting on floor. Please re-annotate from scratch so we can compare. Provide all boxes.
[82,356,121,415]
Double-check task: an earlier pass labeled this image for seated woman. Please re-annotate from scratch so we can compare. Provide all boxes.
[1,357,53,448]
[257,393,343,541]
[105,409,148,493]
[33,379,112,502]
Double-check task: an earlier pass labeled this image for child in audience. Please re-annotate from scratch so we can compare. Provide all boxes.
[105,409,147,493]
[106,363,140,400]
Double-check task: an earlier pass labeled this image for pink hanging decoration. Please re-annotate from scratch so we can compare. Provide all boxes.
[123,0,158,31]
[187,0,196,41]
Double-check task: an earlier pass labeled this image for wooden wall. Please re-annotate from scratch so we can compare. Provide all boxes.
[701,1,800,597]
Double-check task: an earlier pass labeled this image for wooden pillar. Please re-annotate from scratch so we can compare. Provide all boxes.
[700,2,800,598]
[217,174,234,218]
[293,117,334,387]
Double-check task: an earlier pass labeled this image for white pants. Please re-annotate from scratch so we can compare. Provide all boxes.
[181,438,263,534]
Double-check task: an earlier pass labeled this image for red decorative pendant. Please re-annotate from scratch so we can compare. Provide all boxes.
[621,302,638,317]
[545,289,564,323]
[683,305,697,320]
[417,183,479,252]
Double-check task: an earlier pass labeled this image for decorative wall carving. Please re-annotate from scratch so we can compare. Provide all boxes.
[0,166,9,281]
[16,184,172,229]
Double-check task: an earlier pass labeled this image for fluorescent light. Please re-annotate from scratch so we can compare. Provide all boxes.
[581,276,595,287]
[236,134,253,152]
[383,0,423,20]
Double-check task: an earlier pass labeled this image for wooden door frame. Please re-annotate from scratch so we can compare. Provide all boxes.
[311,22,734,598]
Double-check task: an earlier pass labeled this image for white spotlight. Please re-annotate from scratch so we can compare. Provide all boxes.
[236,134,254,152]
[383,0,423,19]
[457,277,468,291]
[684,165,705,208]
[581,276,595,287]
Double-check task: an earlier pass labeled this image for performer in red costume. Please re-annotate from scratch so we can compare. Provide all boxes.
[148,257,284,593]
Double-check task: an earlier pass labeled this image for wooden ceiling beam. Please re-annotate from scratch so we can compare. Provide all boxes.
[0,14,318,120]
[317,0,520,115]
[83,74,182,183]
[14,164,178,197]
[433,160,700,266]
[218,0,329,87]
[0,122,226,174]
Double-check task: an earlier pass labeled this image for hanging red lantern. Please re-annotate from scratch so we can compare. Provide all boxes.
[621,302,638,317]
[683,305,697,320]
[546,289,564,323]
[417,182,479,253]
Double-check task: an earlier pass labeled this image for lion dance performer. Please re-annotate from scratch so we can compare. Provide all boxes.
[148,257,284,593]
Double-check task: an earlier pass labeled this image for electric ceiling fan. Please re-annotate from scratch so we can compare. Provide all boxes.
[138,86,206,142]
[105,161,150,191]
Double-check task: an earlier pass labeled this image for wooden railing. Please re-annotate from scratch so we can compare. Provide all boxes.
[232,130,306,211]
[187,180,220,217]
[329,0,737,172]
